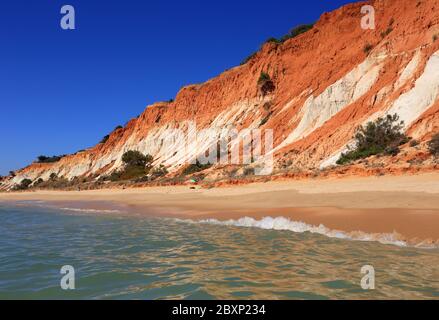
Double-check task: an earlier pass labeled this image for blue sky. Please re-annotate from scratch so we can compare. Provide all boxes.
[0,0,358,175]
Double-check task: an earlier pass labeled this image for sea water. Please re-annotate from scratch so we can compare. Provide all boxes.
[0,202,438,299]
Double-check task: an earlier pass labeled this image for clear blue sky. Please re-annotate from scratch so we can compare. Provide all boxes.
[0,0,358,175]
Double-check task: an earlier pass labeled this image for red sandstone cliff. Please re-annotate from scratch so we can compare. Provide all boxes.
[2,0,439,189]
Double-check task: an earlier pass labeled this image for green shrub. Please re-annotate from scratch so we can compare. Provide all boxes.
[14,178,32,190]
[428,133,439,156]
[280,24,314,42]
[258,72,275,96]
[119,165,146,180]
[240,52,257,65]
[240,23,313,66]
[384,145,400,156]
[34,178,44,186]
[337,114,408,165]
[122,150,153,168]
[100,135,110,144]
[258,72,271,85]
[182,160,212,175]
[108,151,155,181]
[36,155,64,163]
[150,165,168,180]
[433,34,438,42]
[265,37,282,44]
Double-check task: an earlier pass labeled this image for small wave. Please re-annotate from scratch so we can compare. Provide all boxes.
[176,216,425,248]
[59,207,122,214]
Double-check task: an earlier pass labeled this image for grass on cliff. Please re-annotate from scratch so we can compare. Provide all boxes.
[240,23,314,65]
[337,114,409,165]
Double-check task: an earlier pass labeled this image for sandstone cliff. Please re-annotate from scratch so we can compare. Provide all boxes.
[2,0,439,190]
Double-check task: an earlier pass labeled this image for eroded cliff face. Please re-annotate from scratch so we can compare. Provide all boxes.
[2,0,439,189]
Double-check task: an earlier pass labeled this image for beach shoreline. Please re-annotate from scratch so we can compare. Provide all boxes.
[1,173,439,246]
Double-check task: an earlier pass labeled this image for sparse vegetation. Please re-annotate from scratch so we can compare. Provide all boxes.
[36,155,64,163]
[108,150,154,181]
[279,24,314,42]
[337,114,408,165]
[363,43,373,54]
[100,135,110,144]
[243,167,254,176]
[240,23,314,65]
[258,72,271,85]
[265,37,282,44]
[384,145,400,156]
[182,160,212,175]
[122,150,153,168]
[150,165,169,180]
[14,178,32,190]
[240,52,257,65]
[34,178,44,186]
[257,72,275,96]
[410,139,419,147]
[428,133,439,156]
[381,27,393,38]
[259,113,272,127]
[434,34,438,42]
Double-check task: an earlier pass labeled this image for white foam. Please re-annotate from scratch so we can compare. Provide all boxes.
[178,216,412,247]
[59,207,122,214]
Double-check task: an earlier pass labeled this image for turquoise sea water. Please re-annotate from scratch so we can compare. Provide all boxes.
[0,202,438,300]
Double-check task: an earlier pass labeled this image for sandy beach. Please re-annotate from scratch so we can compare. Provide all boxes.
[1,173,439,244]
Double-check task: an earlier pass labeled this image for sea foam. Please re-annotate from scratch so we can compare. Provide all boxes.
[177,216,413,247]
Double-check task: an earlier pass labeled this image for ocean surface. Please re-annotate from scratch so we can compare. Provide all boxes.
[1,201,439,300]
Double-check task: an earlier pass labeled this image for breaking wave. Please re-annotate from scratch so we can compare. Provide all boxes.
[59,207,122,214]
[176,216,438,248]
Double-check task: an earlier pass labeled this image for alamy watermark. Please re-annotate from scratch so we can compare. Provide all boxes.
[361,265,375,290]
[60,5,75,30]
[60,265,75,290]
[361,5,376,30]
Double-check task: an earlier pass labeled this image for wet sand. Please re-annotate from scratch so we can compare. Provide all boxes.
[1,173,439,243]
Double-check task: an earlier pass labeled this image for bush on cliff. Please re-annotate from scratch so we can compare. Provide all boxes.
[109,151,154,181]
[100,135,110,144]
[182,160,212,176]
[122,150,153,168]
[258,72,275,96]
[14,178,33,190]
[428,133,439,156]
[280,24,314,42]
[240,23,314,65]
[150,165,168,180]
[337,114,408,165]
[36,155,64,163]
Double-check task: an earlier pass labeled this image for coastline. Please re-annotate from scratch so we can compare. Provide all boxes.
[1,173,439,246]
